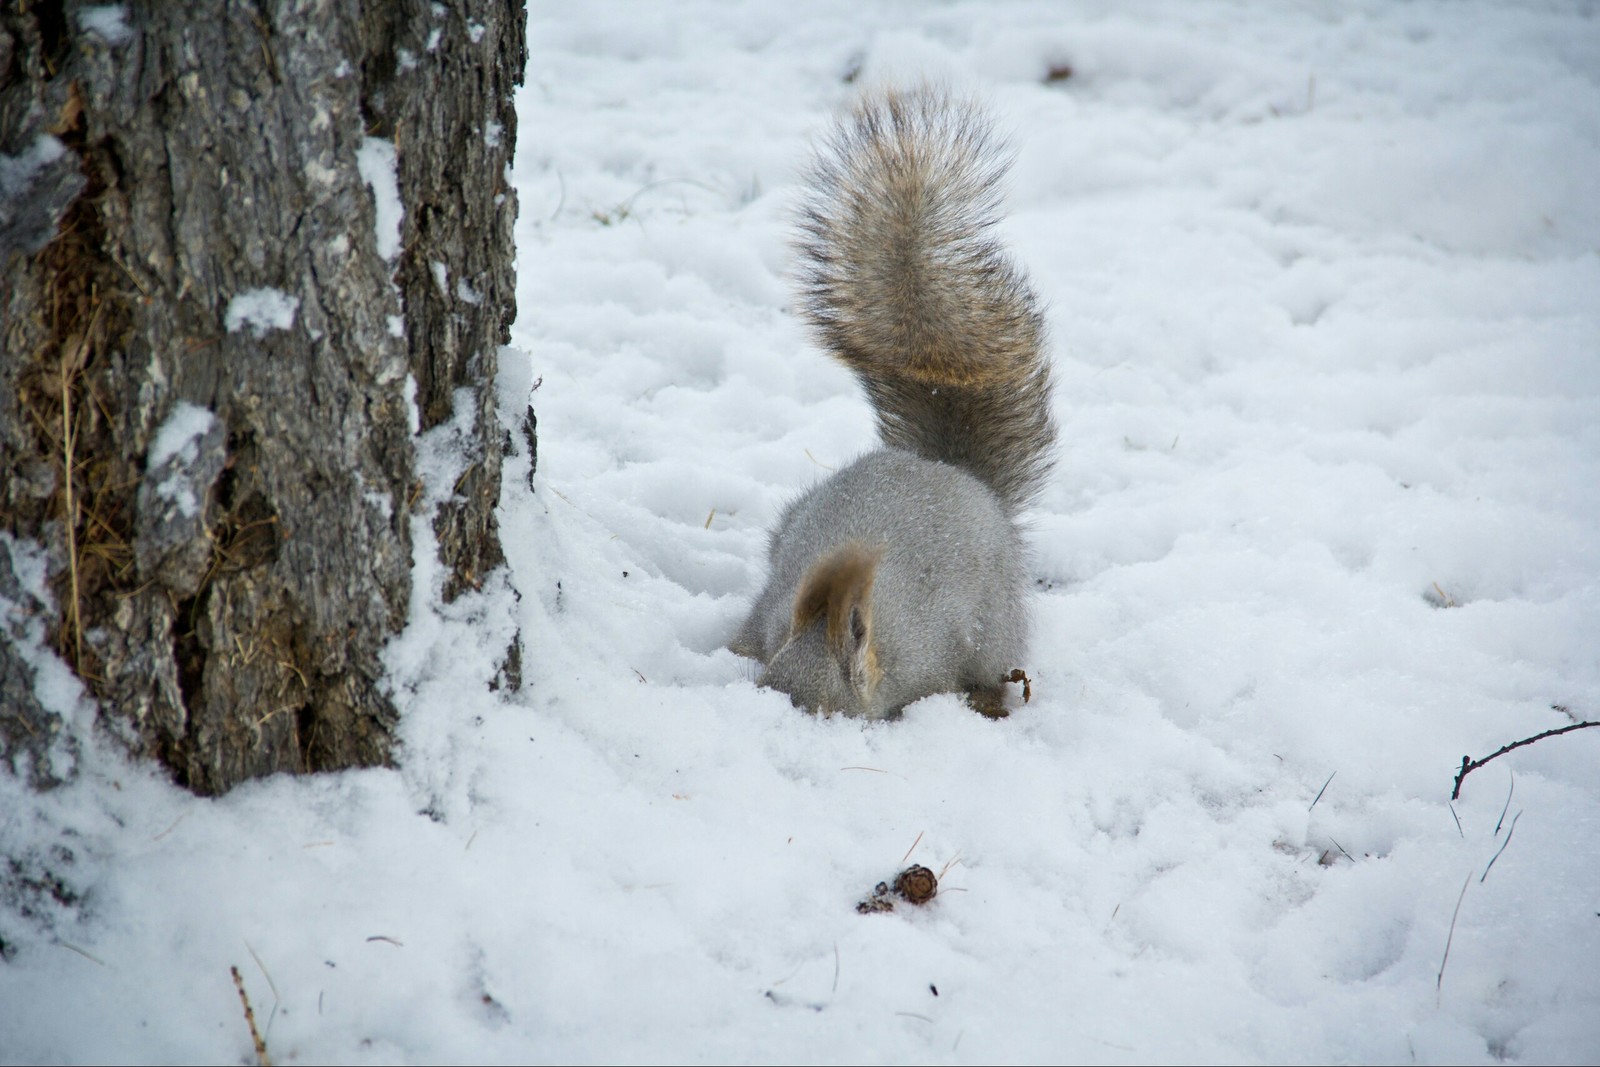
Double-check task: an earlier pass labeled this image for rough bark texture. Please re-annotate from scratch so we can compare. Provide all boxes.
[362,2,522,602]
[0,0,523,794]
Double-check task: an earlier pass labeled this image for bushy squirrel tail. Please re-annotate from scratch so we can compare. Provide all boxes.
[794,84,1056,512]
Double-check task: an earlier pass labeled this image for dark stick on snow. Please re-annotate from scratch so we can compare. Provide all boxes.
[1450,721,1599,800]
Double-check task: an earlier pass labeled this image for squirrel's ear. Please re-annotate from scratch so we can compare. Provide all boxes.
[790,542,885,710]
[790,541,880,649]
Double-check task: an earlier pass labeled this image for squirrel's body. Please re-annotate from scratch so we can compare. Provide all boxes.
[732,86,1055,719]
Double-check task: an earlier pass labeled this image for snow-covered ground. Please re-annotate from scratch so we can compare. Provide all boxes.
[4,1,1599,1062]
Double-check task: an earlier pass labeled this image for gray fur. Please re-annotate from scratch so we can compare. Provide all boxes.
[733,86,1054,717]
[733,451,1028,719]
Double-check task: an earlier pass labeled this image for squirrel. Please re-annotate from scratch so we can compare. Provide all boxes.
[730,85,1056,720]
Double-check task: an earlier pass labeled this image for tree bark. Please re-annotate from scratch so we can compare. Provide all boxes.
[0,0,523,794]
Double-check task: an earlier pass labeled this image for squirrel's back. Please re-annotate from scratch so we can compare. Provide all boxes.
[734,450,1027,717]
[794,84,1055,512]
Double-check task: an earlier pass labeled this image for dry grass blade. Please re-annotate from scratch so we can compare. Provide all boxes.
[1436,873,1471,1004]
[55,301,106,672]
[1479,811,1522,883]
[1494,770,1514,835]
[58,941,106,966]
[245,941,280,1003]
[1307,770,1336,812]
[60,355,80,667]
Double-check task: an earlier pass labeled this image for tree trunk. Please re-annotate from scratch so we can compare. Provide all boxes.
[0,0,523,794]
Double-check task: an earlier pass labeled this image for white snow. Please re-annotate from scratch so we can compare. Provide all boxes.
[147,402,217,518]
[357,136,404,263]
[75,5,131,46]
[0,134,66,199]
[0,534,91,783]
[2,2,1598,1064]
[148,402,215,468]
[403,373,421,435]
[223,287,299,338]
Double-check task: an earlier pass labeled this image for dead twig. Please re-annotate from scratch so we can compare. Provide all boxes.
[230,965,271,1067]
[1451,721,1600,800]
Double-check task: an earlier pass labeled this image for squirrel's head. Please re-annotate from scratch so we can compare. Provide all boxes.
[758,541,889,718]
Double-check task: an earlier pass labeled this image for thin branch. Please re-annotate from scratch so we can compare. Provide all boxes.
[1451,721,1600,800]
[230,966,271,1067]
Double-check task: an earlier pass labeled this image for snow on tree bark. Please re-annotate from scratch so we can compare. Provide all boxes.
[0,1,524,794]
